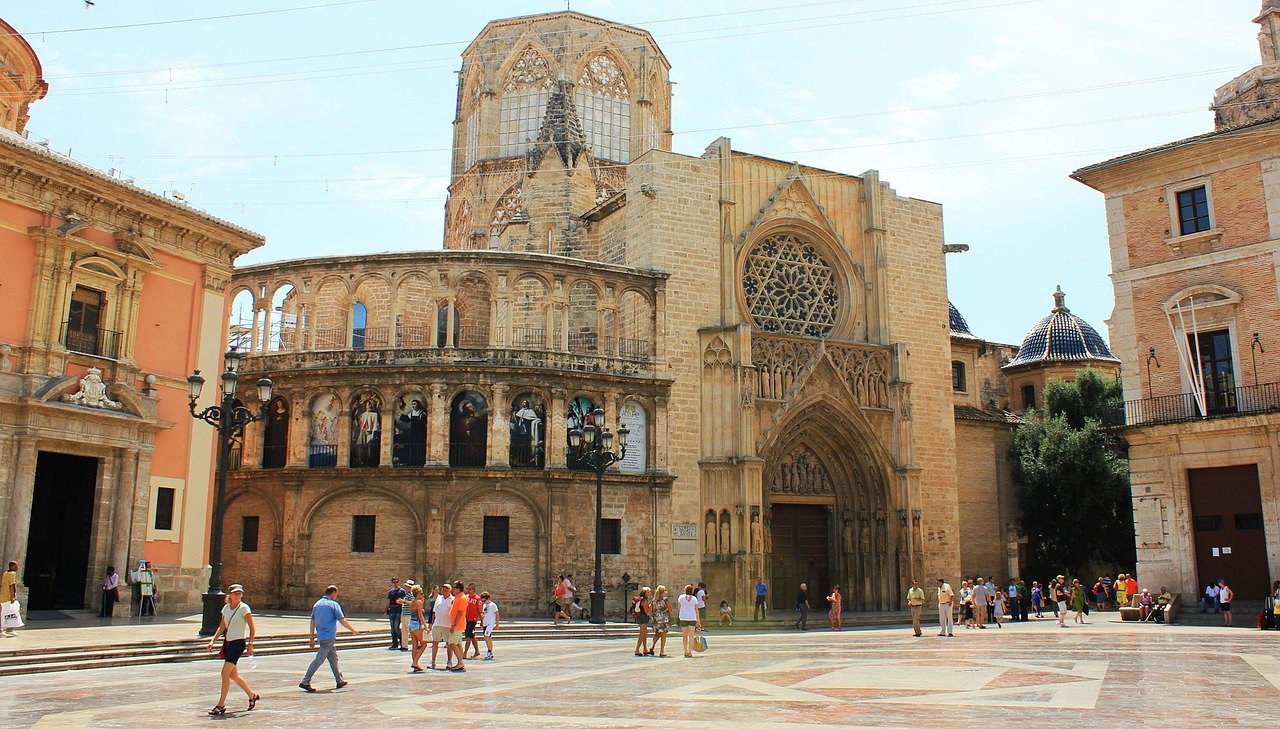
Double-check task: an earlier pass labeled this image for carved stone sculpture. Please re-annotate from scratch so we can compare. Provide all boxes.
[61,368,123,410]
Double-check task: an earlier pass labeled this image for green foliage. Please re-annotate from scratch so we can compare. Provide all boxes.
[1012,370,1134,578]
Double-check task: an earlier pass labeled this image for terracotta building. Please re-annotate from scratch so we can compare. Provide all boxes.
[1073,2,1280,600]
[0,18,264,616]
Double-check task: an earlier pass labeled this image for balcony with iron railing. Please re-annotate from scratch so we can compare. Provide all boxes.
[62,321,122,360]
[1101,382,1280,428]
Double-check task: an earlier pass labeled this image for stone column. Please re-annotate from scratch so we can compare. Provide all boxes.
[3,440,38,577]
[549,389,567,469]
[337,401,352,468]
[104,450,138,616]
[488,383,508,468]
[379,401,394,467]
[428,383,448,466]
[604,393,619,436]
[654,396,668,471]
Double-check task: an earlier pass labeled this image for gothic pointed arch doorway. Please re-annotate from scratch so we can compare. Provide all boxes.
[762,400,899,612]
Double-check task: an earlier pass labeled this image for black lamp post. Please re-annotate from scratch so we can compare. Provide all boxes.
[187,346,272,637]
[568,407,629,625]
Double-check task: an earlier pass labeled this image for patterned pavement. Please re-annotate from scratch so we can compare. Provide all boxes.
[6,619,1280,727]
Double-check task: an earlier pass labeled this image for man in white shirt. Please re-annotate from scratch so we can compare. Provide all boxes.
[936,578,954,637]
[972,578,989,628]
[695,582,708,624]
[480,591,499,661]
[1202,582,1220,613]
[429,584,454,670]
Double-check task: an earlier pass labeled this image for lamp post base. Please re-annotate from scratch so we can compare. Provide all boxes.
[589,589,606,625]
[198,590,226,637]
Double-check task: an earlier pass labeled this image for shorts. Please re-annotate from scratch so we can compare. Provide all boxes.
[464,620,477,638]
[222,638,247,665]
[636,613,650,625]
[1220,602,1231,612]
[431,624,451,642]
[409,619,422,632]
[1057,600,1068,612]
[483,624,494,637]
[447,628,463,645]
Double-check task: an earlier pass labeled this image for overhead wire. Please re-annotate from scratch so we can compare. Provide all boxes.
[4,0,384,37]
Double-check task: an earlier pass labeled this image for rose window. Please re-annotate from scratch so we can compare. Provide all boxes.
[742,233,839,337]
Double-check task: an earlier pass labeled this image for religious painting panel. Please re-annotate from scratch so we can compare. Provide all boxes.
[308,393,340,467]
[566,395,599,470]
[449,390,488,468]
[261,396,289,469]
[349,391,382,468]
[508,392,547,469]
[392,391,428,467]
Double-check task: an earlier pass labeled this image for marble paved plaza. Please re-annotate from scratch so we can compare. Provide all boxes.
[6,619,1280,727]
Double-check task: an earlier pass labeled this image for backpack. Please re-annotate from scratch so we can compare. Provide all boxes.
[554,582,566,599]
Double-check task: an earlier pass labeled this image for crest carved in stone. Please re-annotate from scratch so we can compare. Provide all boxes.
[62,367,123,410]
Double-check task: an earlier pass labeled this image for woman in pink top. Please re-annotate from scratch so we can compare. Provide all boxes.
[827,586,843,630]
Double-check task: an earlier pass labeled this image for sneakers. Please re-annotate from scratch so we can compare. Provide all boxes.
[483,652,494,660]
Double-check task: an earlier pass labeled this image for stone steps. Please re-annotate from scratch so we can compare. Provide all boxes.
[0,623,636,677]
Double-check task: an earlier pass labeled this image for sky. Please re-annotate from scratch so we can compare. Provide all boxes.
[4,1,1265,345]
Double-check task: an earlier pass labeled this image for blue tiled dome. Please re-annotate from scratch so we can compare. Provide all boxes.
[949,301,974,336]
[1003,286,1119,370]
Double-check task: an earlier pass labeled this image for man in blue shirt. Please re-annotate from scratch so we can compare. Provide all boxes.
[386,577,407,651]
[753,578,768,621]
[299,585,360,692]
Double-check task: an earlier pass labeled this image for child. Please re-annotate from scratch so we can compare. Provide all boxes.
[992,588,1005,628]
[480,591,499,660]
[1031,582,1044,618]
[718,600,734,625]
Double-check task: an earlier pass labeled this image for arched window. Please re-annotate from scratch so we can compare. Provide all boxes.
[228,289,255,353]
[392,391,428,467]
[618,290,652,359]
[513,276,548,349]
[449,391,488,468]
[952,361,967,392]
[262,396,289,469]
[575,54,631,162]
[499,48,553,157]
[508,392,547,469]
[436,299,456,348]
[568,282,599,353]
[455,274,491,348]
[267,284,296,352]
[352,302,368,350]
[349,392,382,468]
[1022,384,1036,411]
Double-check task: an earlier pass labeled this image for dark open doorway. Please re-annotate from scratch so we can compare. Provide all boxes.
[24,452,98,610]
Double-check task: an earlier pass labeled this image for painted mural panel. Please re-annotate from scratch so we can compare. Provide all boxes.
[309,393,340,467]
[450,390,488,467]
[566,394,598,470]
[350,392,382,467]
[509,392,546,469]
[392,391,428,467]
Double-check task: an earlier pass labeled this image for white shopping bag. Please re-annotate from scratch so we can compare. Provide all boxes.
[1,600,22,629]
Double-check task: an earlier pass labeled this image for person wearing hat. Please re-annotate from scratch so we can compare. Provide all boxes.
[205,584,260,715]
[399,579,417,651]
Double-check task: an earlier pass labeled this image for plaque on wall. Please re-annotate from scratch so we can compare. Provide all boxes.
[672,522,697,539]
[1135,496,1164,545]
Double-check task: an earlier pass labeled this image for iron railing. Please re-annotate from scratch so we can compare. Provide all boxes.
[568,331,598,353]
[513,327,545,348]
[456,325,489,348]
[618,337,652,361]
[261,444,287,469]
[1103,382,1280,428]
[396,323,432,349]
[392,442,427,467]
[62,321,121,359]
[449,443,487,468]
[312,328,347,351]
[228,444,244,470]
[308,445,338,468]
[509,443,545,470]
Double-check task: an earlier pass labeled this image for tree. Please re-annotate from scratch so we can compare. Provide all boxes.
[1012,370,1135,580]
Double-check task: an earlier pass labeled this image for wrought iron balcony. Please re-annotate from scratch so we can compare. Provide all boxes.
[1102,382,1280,428]
[62,321,121,359]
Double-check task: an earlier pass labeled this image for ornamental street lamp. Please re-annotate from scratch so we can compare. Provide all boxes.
[568,407,629,625]
[187,346,272,637]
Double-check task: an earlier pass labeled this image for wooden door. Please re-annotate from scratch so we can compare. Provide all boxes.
[1189,465,1270,599]
[769,503,831,610]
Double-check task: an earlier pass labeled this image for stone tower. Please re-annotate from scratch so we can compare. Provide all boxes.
[1212,1,1280,129]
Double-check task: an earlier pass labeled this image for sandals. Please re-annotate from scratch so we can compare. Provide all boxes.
[248,694,260,711]
[208,706,226,716]
[645,648,654,655]
[412,666,424,673]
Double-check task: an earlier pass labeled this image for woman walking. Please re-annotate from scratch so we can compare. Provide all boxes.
[1070,579,1087,623]
[205,584,259,716]
[1031,581,1044,618]
[649,585,671,657]
[677,584,701,658]
[100,566,120,618]
[827,585,843,630]
[633,587,652,656]
[408,585,427,672]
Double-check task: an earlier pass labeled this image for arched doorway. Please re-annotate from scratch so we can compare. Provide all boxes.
[762,401,898,612]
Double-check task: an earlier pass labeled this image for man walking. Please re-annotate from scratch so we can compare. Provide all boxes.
[972,577,988,629]
[936,578,954,637]
[906,580,925,637]
[794,582,810,630]
[300,585,359,692]
[448,580,469,672]
[2,561,18,638]
[753,578,768,621]
[463,583,482,659]
[386,577,407,651]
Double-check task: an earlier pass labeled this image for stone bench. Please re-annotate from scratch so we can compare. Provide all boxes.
[1119,593,1180,623]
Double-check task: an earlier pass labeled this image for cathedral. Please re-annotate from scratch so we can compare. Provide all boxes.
[218,10,1117,614]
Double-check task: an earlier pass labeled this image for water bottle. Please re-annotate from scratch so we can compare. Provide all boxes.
[247,653,258,669]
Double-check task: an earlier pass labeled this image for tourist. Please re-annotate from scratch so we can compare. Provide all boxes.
[695,582,709,625]
[1054,577,1069,628]
[986,575,998,620]
[400,579,417,649]
[464,583,482,659]
[100,566,119,618]
[1017,579,1031,620]
[1155,585,1174,623]
[1031,581,1043,618]
[1218,580,1234,626]
[2,561,18,638]
[826,585,842,630]
[1115,574,1129,609]
[552,574,575,625]
[677,584,701,658]
[430,583,453,670]
[633,586,652,655]
[408,585,427,672]
[1092,577,1108,612]
[1006,579,1020,622]
[906,580,925,637]
[205,584,259,715]
[753,577,767,621]
[480,591,499,660]
[386,577,407,651]
[1201,581,1220,613]
[570,596,589,621]
[1125,574,1138,605]
[936,578,954,637]
[448,580,468,671]
[299,585,358,692]
[960,580,974,629]
[425,584,439,631]
[135,561,156,616]
[650,585,671,656]
[972,577,988,629]
[794,582,810,630]
[1137,588,1153,621]
[1071,578,1087,624]
[992,587,1006,628]
[718,600,734,626]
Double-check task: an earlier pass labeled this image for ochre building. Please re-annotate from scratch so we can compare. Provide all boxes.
[0,19,264,617]
[1074,1,1280,601]
[225,11,1110,614]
